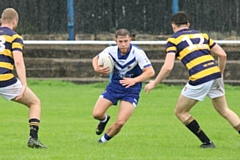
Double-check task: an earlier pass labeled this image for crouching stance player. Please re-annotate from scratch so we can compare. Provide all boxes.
[92,28,155,143]
[145,11,240,148]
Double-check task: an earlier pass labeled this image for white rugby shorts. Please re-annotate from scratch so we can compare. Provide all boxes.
[0,79,22,100]
[181,78,225,101]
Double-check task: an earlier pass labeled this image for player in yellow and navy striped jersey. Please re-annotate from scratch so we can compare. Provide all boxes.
[0,20,23,87]
[0,8,47,148]
[145,11,240,148]
[166,25,221,86]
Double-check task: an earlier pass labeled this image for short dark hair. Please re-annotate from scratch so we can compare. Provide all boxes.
[171,11,189,26]
[115,29,130,38]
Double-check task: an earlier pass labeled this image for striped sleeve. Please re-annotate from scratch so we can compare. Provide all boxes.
[203,33,216,49]
[166,37,177,54]
[12,34,24,52]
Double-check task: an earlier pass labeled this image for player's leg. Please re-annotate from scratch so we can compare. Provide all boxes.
[175,94,214,148]
[209,78,240,134]
[13,87,41,119]
[211,95,240,130]
[12,86,47,148]
[98,100,135,143]
[175,82,215,148]
[174,94,197,122]
[93,97,112,135]
[93,97,112,120]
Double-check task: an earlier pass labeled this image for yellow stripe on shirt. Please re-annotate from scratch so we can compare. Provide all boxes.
[12,42,23,50]
[189,66,220,81]
[0,62,14,70]
[186,55,215,70]
[178,44,210,60]
[0,49,13,57]
[166,46,177,53]
[0,73,14,81]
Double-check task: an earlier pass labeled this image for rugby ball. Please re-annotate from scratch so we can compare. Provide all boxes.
[98,52,114,73]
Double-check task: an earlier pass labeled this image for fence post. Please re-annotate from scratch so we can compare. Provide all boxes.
[67,0,75,40]
[172,0,178,13]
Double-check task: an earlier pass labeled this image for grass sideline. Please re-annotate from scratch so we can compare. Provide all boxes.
[0,79,240,160]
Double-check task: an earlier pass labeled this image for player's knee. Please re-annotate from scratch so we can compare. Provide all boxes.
[174,108,178,116]
[92,112,103,120]
[35,97,41,106]
[174,108,182,118]
[27,96,41,108]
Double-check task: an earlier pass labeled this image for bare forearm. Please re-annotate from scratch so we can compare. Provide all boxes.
[15,61,27,86]
[210,44,227,75]
[92,56,99,71]
[134,67,155,83]
[153,66,171,86]
[218,57,226,75]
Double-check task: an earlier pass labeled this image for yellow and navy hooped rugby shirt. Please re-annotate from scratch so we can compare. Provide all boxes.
[166,28,221,85]
[0,27,24,87]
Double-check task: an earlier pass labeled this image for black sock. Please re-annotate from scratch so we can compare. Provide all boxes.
[234,123,240,134]
[184,116,211,144]
[29,118,40,139]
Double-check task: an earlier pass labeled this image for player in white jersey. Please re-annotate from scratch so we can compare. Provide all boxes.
[92,29,155,143]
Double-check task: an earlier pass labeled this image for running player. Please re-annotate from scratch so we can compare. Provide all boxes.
[92,28,155,143]
[145,11,240,148]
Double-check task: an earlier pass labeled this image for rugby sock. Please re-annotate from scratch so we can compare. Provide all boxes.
[98,133,112,143]
[234,123,240,134]
[29,118,40,139]
[100,115,108,123]
[184,116,211,144]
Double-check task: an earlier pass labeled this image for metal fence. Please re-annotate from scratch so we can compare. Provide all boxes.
[0,0,240,36]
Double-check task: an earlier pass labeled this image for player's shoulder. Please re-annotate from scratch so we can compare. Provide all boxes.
[130,44,148,59]
[13,32,23,38]
[104,45,117,53]
[171,28,200,37]
[0,27,23,44]
[167,29,204,42]
[0,27,23,43]
[0,27,21,37]
[188,29,211,41]
[190,29,209,37]
[129,46,146,60]
[131,44,144,54]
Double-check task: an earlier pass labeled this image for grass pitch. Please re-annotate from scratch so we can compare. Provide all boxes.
[0,79,239,160]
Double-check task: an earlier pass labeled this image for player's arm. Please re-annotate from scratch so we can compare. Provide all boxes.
[133,50,155,83]
[120,50,155,88]
[120,65,155,88]
[134,65,155,83]
[92,55,100,71]
[145,53,175,94]
[210,44,226,76]
[154,53,175,85]
[13,50,27,100]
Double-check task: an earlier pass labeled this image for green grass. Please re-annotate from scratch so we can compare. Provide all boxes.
[0,79,240,160]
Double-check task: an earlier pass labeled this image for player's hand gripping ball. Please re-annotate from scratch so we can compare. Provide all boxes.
[98,52,114,74]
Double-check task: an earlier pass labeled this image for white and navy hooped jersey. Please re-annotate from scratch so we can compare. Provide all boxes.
[99,44,152,93]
